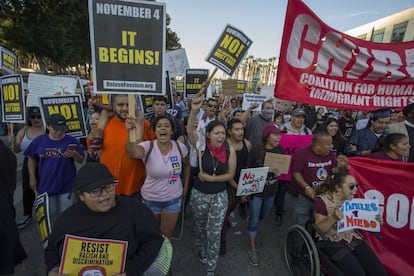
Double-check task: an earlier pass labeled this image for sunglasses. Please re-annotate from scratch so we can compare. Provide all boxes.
[349,183,359,190]
[30,115,41,119]
[208,104,218,108]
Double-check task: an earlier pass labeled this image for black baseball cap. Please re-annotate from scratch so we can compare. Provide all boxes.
[74,163,116,193]
[47,114,68,132]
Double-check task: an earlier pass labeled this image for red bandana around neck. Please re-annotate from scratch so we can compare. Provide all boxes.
[206,141,227,164]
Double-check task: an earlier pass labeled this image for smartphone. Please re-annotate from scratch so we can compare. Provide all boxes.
[67,144,77,151]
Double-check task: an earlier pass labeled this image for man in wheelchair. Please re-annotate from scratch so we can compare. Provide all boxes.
[314,172,387,275]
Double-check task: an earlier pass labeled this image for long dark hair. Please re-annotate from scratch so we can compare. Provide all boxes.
[375,132,408,153]
[320,118,346,155]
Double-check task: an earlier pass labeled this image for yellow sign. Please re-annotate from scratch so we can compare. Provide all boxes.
[59,235,128,276]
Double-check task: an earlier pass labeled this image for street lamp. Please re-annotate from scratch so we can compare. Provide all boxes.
[252,70,260,93]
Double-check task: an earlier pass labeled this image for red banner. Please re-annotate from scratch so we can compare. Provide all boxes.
[275,0,414,111]
[349,157,414,276]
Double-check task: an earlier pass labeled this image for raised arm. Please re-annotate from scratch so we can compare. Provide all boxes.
[186,97,203,147]
[125,111,146,159]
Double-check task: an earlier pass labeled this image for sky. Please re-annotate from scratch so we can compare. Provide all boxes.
[162,0,414,75]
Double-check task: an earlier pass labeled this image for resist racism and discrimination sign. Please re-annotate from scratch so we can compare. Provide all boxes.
[89,0,166,95]
[39,95,87,138]
[206,25,252,76]
[185,69,209,98]
[1,74,25,123]
[0,46,17,74]
[59,235,128,276]
[349,157,414,276]
[275,0,414,111]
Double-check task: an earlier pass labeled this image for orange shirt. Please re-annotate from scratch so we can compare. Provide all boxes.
[99,117,155,196]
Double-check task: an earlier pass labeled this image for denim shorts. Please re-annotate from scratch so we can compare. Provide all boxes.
[142,196,182,214]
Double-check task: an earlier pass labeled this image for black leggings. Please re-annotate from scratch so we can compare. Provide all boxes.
[323,240,388,276]
[22,157,36,216]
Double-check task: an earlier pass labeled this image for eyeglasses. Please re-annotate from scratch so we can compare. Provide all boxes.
[208,104,218,108]
[349,183,359,190]
[30,115,41,119]
[88,183,116,198]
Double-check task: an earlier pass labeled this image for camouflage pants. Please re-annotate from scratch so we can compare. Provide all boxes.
[190,188,228,271]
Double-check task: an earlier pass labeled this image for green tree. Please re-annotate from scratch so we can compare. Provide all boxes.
[1,0,180,74]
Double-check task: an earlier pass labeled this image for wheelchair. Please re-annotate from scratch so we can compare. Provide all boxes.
[284,224,349,276]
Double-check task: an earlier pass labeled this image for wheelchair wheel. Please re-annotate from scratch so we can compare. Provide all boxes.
[285,224,320,276]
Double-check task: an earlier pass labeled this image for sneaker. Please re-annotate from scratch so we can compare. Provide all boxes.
[219,240,226,256]
[248,250,259,266]
[275,215,283,227]
[198,250,207,264]
[16,215,32,230]
[206,271,215,276]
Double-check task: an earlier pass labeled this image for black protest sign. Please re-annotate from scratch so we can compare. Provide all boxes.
[206,25,252,76]
[1,74,25,123]
[0,46,17,74]
[237,80,247,94]
[185,69,209,99]
[39,95,87,138]
[175,79,184,93]
[89,0,166,95]
[141,75,173,115]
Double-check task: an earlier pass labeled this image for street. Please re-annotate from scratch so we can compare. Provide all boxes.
[7,138,292,276]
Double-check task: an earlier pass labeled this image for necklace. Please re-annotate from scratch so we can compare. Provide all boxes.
[211,154,219,176]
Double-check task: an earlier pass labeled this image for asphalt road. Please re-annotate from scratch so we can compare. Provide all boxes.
[6,136,292,276]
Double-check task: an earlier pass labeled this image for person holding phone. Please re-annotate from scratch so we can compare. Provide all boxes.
[25,114,84,221]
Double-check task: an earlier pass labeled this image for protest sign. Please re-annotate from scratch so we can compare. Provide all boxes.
[1,74,25,123]
[278,134,313,181]
[236,167,269,196]
[349,157,414,276]
[88,0,166,95]
[185,69,209,98]
[62,75,86,102]
[34,193,52,249]
[141,75,173,115]
[0,46,17,74]
[263,152,291,175]
[39,95,87,138]
[165,48,189,78]
[175,79,184,93]
[27,74,77,107]
[59,235,128,276]
[221,79,238,96]
[337,198,380,233]
[237,80,247,94]
[242,93,267,111]
[275,0,414,111]
[206,25,252,76]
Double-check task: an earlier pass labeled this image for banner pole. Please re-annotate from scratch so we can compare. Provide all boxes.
[128,94,136,143]
[196,68,218,98]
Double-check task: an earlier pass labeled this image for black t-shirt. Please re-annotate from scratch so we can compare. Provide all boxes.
[193,146,229,194]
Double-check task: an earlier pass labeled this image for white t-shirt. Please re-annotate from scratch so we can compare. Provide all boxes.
[139,140,188,201]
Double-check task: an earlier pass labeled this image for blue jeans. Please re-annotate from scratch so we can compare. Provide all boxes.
[247,195,276,237]
[142,196,182,214]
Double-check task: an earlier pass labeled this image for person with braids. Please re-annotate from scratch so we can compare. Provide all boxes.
[313,172,387,276]
[369,133,410,162]
[245,123,285,266]
[186,97,236,276]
